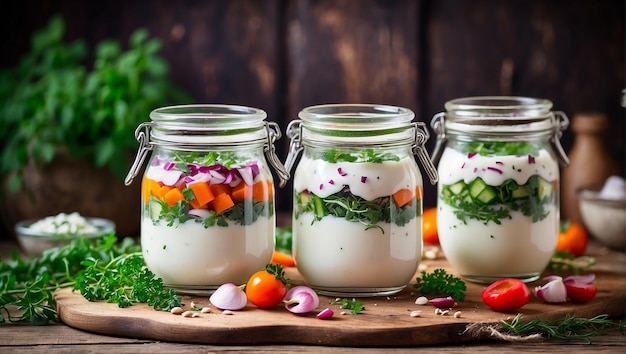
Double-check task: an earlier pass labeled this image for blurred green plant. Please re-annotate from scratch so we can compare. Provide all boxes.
[0,15,191,193]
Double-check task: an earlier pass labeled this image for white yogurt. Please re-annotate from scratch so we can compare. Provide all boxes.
[438,206,557,279]
[293,213,421,293]
[437,147,559,282]
[141,216,274,291]
[292,154,423,295]
[293,155,422,200]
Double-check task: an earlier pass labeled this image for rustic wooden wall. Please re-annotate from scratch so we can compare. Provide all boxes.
[1,0,624,214]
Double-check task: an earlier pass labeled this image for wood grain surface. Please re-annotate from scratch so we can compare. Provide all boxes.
[54,257,626,347]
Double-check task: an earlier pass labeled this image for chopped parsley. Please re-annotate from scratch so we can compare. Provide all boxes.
[413,268,466,302]
[320,148,400,164]
[294,188,418,232]
[330,297,365,314]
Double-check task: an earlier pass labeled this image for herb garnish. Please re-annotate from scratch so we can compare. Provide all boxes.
[294,188,418,232]
[547,251,596,274]
[148,195,272,228]
[413,268,466,301]
[330,298,365,314]
[500,314,624,343]
[0,234,181,325]
[171,151,241,169]
[321,148,400,164]
[440,175,553,225]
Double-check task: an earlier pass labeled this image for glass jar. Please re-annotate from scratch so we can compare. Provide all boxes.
[430,96,569,284]
[125,104,289,294]
[283,104,438,297]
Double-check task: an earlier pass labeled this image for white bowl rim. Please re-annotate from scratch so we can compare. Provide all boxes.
[14,217,116,238]
[577,189,626,208]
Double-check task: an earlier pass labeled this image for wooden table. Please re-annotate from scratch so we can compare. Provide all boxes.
[1,237,624,353]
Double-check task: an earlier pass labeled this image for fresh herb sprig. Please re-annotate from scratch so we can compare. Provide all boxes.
[500,314,624,343]
[413,268,466,302]
[0,234,181,325]
[330,298,365,314]
[171,151,241,169]
[75,252,181,310]
[148,196,272,228]
[321,148,400,164]
[547,251,596,274]
[295,188,418,232]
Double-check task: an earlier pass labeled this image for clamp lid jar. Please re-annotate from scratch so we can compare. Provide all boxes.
[125,104,288,294]
[284,104,438,297]
[431,96,569,284]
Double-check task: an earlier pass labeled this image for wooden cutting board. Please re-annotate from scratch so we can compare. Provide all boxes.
[54,258,625,347]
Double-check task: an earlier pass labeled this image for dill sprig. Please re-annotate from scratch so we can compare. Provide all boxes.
[500,313,624,343]
[546,251,596,274]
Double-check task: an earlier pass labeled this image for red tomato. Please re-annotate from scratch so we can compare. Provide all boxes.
[481,278,530,312]
[245,264,288,308]
[422,207,439,244]
[556,221,588,256]
[565,283,597,303]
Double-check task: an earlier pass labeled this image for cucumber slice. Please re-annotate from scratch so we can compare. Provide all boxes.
[511,185,530,199]
[538,177,553,201]
[148,198,163,220]
[313,194,328,218]
[476,188,497,204]
[469,178,497,204]
[448,181,466,195]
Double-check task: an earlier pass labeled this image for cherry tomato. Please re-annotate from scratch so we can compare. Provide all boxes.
[556,221,588,257]
[565,283,597,303]
[422,207,439,244]
[481,278,530,312]
[245,264,288,308]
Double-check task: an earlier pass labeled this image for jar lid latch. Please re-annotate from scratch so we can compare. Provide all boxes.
[264,121,290,187]
[124,122,155,186]
[551,111,570,167]
[281,120,303,187]
[413,121,439,185]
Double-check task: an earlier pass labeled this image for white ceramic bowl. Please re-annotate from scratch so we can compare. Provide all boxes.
[15,217,116,256]
[578,189,626,251]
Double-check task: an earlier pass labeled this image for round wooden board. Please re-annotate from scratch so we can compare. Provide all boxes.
[54,259,626,347]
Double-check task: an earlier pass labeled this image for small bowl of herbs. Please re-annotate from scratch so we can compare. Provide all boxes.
[15,212,115,256]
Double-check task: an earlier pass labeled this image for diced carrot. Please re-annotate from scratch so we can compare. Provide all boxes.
[252,180,271,202]
[415,186,423,201]
[142,178,161,203]
[209,183,231,197]
[164,188,185,207]
[271,250,295,267]
[231,182,253,201]
[156,185,174,199]
[392,188,413,207]
[212,192,235,213]
[189,181,215,206]
[189,198,209,209]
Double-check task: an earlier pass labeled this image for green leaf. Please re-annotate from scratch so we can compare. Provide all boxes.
[413,268,466,302]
